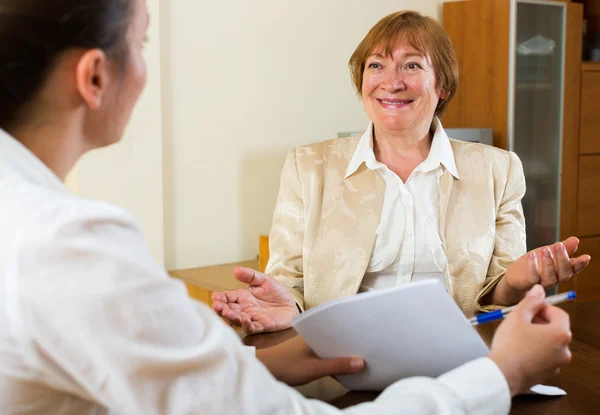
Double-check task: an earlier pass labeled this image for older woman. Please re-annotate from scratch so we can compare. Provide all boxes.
[212,10,590,334]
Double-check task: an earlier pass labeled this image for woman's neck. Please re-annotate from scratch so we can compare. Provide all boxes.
[373,122,433,182]
[8,121,86,182]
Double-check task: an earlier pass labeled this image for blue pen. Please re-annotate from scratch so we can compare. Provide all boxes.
[469,291,577,326]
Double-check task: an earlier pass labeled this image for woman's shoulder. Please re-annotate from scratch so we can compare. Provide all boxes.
[448,139,523,182]
[448,139,518,166]
[286,135,361,173]
[290,135,361,160]
[448,138,507,156]
[21,189,142,244]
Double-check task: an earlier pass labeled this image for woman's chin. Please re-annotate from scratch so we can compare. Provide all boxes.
[373,119,414,132]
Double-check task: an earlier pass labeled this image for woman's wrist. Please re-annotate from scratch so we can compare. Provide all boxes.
[490,277,527,306]
[256,348,282,380]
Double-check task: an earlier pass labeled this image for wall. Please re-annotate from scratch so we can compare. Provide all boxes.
[163,0,442,269]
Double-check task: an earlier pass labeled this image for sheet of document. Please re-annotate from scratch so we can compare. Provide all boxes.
[292,279,565,396]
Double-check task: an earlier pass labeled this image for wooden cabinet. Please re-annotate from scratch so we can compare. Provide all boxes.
[580,69,600,154]
[444,1,600,300]
[444,0,582,245]
[568,236,600,301]
[564,63,600,298]
[578,155,600,236]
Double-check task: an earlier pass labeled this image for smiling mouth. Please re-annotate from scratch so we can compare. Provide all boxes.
[377,98,413,106]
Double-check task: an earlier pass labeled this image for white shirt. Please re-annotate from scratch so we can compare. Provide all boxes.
[345,119,459,293]
[0,129,510,414]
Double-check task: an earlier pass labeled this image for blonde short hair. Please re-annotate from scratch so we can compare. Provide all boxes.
[349,11,458,117]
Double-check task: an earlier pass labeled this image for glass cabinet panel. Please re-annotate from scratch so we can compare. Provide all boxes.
[513,1,565,251]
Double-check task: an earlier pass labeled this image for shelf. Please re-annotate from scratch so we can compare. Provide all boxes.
[582,61,600,72]
[516,82,554,90]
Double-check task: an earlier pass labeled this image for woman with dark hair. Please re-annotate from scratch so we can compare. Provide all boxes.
[0,1,572,414]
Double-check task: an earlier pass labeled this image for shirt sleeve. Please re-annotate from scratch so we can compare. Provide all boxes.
[16,201,510,415]
[265,148,307,310]
[476,151,527,311]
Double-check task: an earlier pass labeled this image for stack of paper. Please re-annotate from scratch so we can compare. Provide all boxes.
[292,280,565,396]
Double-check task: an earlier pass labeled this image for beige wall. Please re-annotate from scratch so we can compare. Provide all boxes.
[163,0,442,269]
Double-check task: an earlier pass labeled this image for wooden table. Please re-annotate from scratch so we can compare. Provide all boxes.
[243,302,600,414]
[169,259,258,305]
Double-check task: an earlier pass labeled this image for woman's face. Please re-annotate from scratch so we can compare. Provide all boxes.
[95,0,148,147]
[361,42,442,136]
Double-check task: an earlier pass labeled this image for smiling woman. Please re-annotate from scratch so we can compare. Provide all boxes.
[349,11,458,124]
[212,10,590,336]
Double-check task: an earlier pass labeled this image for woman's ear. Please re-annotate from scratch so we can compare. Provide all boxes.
[75,49,109,111]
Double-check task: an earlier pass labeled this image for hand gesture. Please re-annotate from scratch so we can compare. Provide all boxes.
[257,336,365,386]
[212,267,299,334]
[489,285,572,396]
[504,236,590,292]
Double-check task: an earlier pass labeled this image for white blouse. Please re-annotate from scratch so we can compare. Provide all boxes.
[345,119,460,293]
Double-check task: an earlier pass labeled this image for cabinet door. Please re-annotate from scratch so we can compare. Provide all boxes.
[513,1,565,250]
[562,236,600,301]
[580,71,600,155]
[577,155,600,237]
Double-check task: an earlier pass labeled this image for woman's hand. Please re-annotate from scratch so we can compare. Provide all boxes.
[212,267,299,334]
[256,336,365,386]
[493,237,590,305]
[505,236,590,290]
[489,285,572,396]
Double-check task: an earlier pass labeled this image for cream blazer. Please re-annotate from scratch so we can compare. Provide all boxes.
[265,135,527,317]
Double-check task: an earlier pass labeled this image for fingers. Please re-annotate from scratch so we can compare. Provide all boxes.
[537,306,572,337]
[515,285,547,322]
[527,250,540,282]
[211,292,229,316]
[535,306,572,369]
[211,291,227,304]
[552,242,573,283]
[241,317,266,335]
[571,255,591,273]
[561,236,579,255]
[212,301,225,315]
[233,267,269,287]
[211,289,241,305]
[540,247,558,288]
[536,237,590,286]
[310,356,365,379]
[211,289,249,320]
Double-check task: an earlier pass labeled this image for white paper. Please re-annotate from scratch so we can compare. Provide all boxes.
[528,384,566,396]
[293,280,566,395]
[293,280,490,391]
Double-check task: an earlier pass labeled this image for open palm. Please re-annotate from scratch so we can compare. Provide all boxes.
[212,267,299,334]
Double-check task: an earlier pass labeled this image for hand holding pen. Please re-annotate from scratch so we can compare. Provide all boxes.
[488,285,573,396]
[471,290,576,326]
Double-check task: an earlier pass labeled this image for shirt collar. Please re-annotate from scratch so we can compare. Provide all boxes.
[0,128,67,193]
[344,118,459,179]
[345,122,378,178]
[420,118,459,179]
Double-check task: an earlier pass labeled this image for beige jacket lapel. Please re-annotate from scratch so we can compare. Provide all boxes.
[305,149,384,306]
[438,168,456,297]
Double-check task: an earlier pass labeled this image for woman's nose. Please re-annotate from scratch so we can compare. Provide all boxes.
[381,69,407,92]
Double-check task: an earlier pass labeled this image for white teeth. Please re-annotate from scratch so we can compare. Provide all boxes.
[380,99,409,105]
